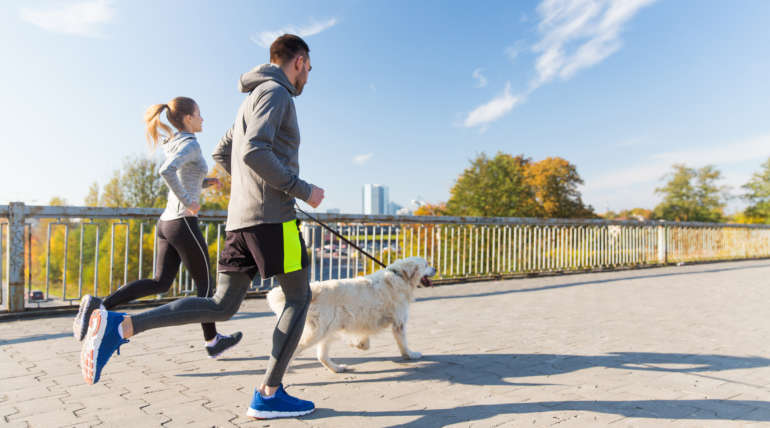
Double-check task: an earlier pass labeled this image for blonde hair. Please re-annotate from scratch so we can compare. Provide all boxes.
[144,96,197,150]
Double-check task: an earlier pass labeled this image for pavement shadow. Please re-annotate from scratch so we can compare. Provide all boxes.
[0,332,71,346]
[293,352,770,387]
[418,262,770,302]
[308,399,770,425]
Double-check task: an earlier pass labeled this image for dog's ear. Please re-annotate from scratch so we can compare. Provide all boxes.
[388,261,419,282]
[401,262,420,282]
[388,265,407,279]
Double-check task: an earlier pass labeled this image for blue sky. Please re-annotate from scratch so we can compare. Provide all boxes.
[2,0,769,214]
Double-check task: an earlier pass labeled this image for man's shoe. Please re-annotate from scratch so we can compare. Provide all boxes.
[206,331,243,359]
[246,385,315,419]
[73,294,103,341]
[80,308,128,384]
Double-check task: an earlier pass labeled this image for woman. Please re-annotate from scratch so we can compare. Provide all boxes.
[73,96,242,358]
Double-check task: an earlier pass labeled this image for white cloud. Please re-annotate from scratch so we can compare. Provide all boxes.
[19,0,115,37]
[252,18,338,48]
[472,68,487,88]
[587,134,770,192]
[463,82,521,128]
[531,0,656,88]
[353,153,373,165]
[462,0,654,129]
[504,41,524,62]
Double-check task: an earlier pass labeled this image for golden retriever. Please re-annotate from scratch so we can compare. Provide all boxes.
[266,256,436,373]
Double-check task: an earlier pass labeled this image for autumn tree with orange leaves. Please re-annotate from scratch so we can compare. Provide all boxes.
[442,152,595,219]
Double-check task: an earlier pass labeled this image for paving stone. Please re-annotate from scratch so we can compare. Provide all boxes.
[2,260,770,427]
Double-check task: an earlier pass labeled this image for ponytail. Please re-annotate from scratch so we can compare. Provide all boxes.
[144,103,174,150]
[143,97,198,151]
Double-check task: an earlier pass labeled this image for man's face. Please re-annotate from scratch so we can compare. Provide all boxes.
[294,54,311,95]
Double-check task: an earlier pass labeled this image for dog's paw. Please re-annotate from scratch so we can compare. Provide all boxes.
[402,351,422,360]
[329,364,350,373]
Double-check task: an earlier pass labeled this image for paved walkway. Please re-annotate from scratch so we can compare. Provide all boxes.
[2,260,770,427]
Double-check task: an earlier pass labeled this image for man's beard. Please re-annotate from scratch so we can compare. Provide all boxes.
[294,78,305,95]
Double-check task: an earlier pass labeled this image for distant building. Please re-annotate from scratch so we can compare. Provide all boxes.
[362,184,389,215]
[326,208,341,214]
[388,201,402,215]
[396,206,413,215]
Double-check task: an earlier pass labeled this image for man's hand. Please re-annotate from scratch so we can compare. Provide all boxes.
[307,186,325,208]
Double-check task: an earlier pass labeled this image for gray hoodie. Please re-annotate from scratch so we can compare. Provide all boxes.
[213,64,313,231]
[159,132,210,221]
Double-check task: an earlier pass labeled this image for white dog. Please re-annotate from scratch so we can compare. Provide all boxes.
[266,256,436,373]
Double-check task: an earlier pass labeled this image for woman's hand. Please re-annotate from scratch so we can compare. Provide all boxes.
[185,202,201,216]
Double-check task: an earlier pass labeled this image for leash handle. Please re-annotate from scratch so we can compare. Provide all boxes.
[295,204,386,269]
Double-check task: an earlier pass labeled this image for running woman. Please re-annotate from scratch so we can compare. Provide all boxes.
[73,97,242,359]
[80,35,324,420]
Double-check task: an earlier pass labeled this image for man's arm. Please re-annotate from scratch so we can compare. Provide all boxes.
[242,88,312,202]
[212,124,234,175]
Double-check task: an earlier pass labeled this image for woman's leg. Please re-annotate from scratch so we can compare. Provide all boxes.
[102,221,180,309]
[167,217,217,341]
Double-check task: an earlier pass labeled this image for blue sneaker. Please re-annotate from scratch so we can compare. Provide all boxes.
[246,385,315,419]
[80,308,129,384]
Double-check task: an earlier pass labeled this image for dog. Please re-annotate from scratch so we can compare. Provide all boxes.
[266,256,436,373]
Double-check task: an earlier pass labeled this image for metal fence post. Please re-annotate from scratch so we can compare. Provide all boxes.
[657,224,667,265]
[5,202,25,312]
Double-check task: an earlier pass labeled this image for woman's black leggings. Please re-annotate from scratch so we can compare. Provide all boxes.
[102,217,218,341]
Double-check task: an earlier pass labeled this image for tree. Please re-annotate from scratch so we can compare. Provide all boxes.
[49,196,67,206]
[742,158,770,223]
[201,164,231,210]
[100,171,125,208]
[602,208,652,221]
[99,156,167,208]
[121,156,167,208]
[524,157,595,218]
[414,202,447,216]
[84,182,100,206]
[653,164,728,222]
[445,152,540,217]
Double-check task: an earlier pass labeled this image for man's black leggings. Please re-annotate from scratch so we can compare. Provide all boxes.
[102,217,218,341]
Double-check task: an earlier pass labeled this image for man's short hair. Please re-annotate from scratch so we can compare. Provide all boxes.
[270,34,310,64]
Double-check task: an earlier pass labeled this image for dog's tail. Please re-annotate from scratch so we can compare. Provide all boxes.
[266,283,320,315]
[266,287,286,315]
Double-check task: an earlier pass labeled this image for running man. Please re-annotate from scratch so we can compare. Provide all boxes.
[80,34,324,420]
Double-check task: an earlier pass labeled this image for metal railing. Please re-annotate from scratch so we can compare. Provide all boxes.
[2,202,770,312]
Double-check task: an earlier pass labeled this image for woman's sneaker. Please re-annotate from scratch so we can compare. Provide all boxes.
[205,331,243,359]
[73,295,103,341]
[80,308,129,384]
[246,385,315,419]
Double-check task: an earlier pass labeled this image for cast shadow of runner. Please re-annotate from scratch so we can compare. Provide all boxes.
[292,351,770,387]
[305,399,770,426]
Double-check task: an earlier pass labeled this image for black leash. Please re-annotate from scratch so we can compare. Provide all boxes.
[295,204,386,269]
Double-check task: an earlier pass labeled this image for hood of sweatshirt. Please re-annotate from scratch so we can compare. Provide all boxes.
[238,63,297,96]
[161,132,196,154]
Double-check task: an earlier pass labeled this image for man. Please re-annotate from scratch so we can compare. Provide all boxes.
[80,34,324,420]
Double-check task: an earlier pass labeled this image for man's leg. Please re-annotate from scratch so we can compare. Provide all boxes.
[262,266,311,389]
[128,271,251,336]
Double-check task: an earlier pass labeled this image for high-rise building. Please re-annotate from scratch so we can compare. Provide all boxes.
[388,201,403,215]
[362,184,389,215]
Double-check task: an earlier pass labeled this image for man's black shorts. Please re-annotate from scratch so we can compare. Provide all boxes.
[217,219,309,280]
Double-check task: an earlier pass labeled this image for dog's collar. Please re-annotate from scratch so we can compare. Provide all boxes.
[387,267,407,280]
